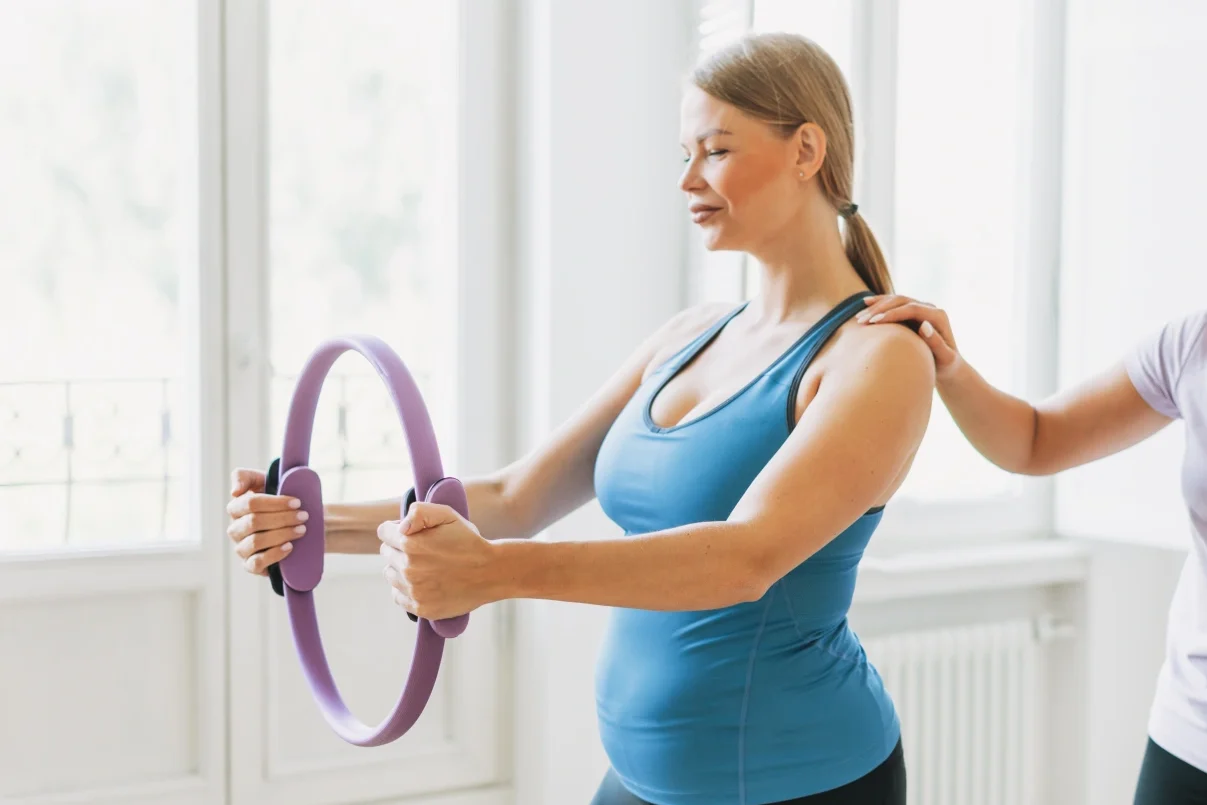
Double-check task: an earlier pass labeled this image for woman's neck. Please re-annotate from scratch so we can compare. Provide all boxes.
[745,206,867,326]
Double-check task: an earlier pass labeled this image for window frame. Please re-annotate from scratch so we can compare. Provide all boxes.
[224,0,512,801]
[690,0,1070,545]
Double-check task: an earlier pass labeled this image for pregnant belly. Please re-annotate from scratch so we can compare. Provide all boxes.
[593,608,895,802]
[594,607,765,721]
[597,606,872,721]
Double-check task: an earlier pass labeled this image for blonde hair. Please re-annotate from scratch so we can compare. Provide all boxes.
[692,32,892,295]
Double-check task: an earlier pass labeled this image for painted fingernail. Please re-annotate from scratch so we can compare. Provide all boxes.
[856,312,870,322]
[296,510,309,522]
[920,320,935,337]
[282,542,293,552]
[868,313,884,323]
[294,525,307,535]
[288,499,302,509]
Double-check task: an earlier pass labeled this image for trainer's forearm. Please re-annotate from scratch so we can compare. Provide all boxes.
[325,474,524,553]
[937,359,1039,475]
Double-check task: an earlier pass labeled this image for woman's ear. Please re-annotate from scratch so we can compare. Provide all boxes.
[795,122,827,181]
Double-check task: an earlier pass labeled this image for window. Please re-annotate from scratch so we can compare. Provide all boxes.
[890,0,1036,508]
[751,2,855,102]
[698,0,753,55]
[224,2,508,799]
[0,0,198,552]
[1054,0,1207,546]
[0,1,506,799]
[267,0,460,503]
[698,0,1061,540]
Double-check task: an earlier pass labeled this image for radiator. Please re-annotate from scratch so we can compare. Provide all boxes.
[863,619,1052,805]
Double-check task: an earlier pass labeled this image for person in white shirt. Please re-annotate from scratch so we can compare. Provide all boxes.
[858,295,1207,805]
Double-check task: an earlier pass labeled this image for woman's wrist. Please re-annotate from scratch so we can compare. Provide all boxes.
[482,538,540,602]
[935,352,973,393]
[324,500,401,554]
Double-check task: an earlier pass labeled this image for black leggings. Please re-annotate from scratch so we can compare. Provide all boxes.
[590,739,906,805]
[1134,738,1207,805]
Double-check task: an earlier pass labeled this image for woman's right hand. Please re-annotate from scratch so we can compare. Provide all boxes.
[226,468,308,576]
[856,294,963,380]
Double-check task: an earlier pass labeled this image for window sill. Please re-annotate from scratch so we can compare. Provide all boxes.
[854,538,1091,604]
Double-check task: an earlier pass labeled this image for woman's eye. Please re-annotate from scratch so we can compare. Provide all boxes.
[682,149,728,164]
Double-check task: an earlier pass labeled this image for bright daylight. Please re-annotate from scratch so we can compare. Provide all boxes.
[1,1,1205,804]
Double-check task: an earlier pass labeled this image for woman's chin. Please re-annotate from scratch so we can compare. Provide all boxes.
[701,229,737,252]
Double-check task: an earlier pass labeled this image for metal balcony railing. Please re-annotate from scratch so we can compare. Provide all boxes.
[0,372,428,548]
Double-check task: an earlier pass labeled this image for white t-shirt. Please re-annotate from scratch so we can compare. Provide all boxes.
[1125,309,1207,773]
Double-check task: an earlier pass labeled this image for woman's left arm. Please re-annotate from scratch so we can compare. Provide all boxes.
[380,327,934,618]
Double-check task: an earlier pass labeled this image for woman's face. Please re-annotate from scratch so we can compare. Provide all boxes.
[679,86,814,253]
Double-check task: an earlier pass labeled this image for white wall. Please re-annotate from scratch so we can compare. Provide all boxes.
[510,1,694,803]
[1078,542,1185,805]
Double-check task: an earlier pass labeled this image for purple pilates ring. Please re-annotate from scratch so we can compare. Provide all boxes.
[269,335,468,747]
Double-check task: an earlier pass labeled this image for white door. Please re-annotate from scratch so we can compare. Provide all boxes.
[0,1,229,803]
[223,1,511,804]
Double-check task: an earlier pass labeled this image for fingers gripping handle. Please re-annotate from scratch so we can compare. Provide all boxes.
[417,477,471,638]
[395,480,471,634]
[262,456,328,597]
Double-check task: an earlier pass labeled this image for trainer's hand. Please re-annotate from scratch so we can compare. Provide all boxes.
[856,294,962,379]
[226,468,307,576]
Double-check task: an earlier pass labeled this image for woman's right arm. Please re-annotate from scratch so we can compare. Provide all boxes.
[858,296,1174,476]
[228,305,731,568]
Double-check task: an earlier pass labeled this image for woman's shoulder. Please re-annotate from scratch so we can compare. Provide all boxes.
[639,302,737,381]
[829,314,935,377]
[663,301,737,340]
[791,313,935,419]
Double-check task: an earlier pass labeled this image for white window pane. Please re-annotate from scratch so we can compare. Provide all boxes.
[1055,0,1207,544]
[892,0,1031,503]
[0,1,197,551]
[268,1,459,502]
[751,0,855,80]
[699,0,753,56]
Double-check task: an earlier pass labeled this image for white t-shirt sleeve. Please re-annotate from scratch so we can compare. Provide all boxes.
[1125,311,1207,420]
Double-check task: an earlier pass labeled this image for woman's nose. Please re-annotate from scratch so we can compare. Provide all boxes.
[679,160,704,193]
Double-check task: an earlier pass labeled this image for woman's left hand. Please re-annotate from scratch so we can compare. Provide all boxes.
[377,502,500,620]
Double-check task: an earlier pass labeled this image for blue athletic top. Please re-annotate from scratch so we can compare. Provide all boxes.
[592,292,900,805]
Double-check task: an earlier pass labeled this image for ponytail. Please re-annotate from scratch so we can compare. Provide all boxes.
[842,210,892,295]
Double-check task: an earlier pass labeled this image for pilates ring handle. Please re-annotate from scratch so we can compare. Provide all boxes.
[262,335,469,747]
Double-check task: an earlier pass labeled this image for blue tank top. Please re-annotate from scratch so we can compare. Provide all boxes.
[592,292,899,805]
